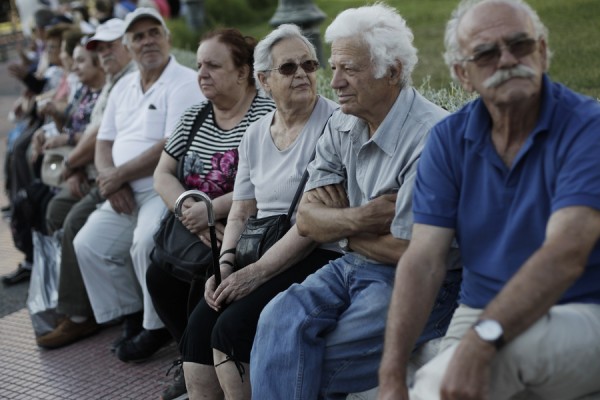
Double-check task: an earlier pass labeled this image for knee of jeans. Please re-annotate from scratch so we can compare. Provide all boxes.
[258,292,286,327]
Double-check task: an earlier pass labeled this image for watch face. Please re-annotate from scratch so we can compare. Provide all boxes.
[338,238,349,250]
[475,319,503,341]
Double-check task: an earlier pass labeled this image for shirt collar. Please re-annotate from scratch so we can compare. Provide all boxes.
[372,86,416,156]
[130,55,175,90]
[464,73,555,144]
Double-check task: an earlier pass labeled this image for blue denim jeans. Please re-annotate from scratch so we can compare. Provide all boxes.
[250,253,461,400]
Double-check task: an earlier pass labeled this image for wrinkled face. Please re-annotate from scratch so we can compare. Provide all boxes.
[259,37,318,107]
[125,18,170,71]
[454,2,547,106]
[196,37,246,102]
[59,40,73,71]
[95,38,131,76]
[46,37,62,66]
[329,37,390,121]
[72,45,102,86]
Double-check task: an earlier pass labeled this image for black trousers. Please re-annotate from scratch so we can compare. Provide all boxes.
[179,248,339,365]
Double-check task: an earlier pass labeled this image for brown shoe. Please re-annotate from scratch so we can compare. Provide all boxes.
[36,318,100,349]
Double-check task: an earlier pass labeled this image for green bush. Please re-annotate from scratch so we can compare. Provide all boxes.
[316,69,476,112]
[166,18,201,51]
[167,0,277,51]
[205,0,277,26]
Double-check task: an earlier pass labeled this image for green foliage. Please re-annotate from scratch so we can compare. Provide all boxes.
[171,47,198,69]
[166,0,278,51]
[204,0,277,28]
[315,0,600,98]
[316,69,477,112]
[166,18,201,51]
[171,0,600,99]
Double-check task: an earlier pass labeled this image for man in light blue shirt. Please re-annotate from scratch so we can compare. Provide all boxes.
[250,4,461,398]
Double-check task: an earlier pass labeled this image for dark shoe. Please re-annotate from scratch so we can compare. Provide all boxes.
[36,318,100,349]
[2,262,32,286]
[115,328,172,363]
[160,359,187,400]
[111,311,143,352]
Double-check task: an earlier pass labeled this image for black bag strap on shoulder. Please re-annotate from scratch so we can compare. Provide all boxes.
[284,113,334,224]
[176,103,213,181]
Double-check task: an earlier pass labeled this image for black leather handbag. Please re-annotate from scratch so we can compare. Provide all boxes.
[233,113,332,270]
[234,173,306,270]
[150,104,213,282]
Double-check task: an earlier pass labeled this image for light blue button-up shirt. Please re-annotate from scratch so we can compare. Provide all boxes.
[307,86,449,243]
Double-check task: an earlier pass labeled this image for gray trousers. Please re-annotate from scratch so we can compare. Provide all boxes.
[46,186,103,317]
[410,303,600,400]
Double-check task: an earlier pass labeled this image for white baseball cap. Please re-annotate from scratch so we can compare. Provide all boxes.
[86,18,126,50]
[123,7,169,33]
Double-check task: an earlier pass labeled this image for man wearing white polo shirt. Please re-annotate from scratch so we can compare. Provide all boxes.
[73,8,204,362]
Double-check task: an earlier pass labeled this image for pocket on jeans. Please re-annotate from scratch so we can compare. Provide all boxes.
[144,109,167,140]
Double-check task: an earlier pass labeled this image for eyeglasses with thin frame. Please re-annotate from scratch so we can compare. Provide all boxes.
[462,37,538,67]
[267,60,320,76]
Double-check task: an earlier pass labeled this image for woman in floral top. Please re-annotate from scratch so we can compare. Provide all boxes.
[148,28,274,400]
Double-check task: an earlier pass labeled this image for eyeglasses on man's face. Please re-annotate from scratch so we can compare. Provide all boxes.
[268,60,319,76]
[462,37,538,67]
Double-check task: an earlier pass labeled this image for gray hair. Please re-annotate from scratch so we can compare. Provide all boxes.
[324,3,418,86]
[253,24,317,92]
[444,0,551,81]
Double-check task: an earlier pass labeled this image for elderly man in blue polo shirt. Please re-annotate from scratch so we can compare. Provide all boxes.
[379,1,600,399]
[250,4,462,399]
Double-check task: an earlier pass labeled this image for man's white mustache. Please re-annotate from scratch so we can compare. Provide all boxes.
[483,65,537,89]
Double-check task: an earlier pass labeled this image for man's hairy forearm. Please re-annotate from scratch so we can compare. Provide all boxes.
[297,200,358,242]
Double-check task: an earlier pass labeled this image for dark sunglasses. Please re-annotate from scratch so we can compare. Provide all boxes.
[268,60,319,76]
[463,37,538,67]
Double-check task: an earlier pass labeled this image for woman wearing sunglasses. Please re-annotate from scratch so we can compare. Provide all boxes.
[180,24,339,399]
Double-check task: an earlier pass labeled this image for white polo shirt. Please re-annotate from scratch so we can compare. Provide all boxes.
[98,56,204,192]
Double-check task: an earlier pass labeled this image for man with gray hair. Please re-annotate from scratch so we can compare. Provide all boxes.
[250,4,461,398]
[379,1,600,399]
[73,8,204,362]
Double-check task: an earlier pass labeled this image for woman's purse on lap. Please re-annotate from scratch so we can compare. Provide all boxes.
[234,213,291,270]
[234,116,332,270]
[151,105,213,283]
[151,213,213,282]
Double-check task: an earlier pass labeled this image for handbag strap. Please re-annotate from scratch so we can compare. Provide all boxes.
[285,112,334,223]
[176,102,213,182]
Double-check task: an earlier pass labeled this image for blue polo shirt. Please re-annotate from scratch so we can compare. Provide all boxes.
[413,74,600,308]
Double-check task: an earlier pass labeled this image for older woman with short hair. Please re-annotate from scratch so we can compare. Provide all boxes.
[180,24,339,399]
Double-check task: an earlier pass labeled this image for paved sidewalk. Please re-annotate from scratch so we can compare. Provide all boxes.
[0,58,181,399]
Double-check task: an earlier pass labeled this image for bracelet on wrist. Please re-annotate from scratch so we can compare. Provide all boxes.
[220,260,235,269]
[219,248,236,259]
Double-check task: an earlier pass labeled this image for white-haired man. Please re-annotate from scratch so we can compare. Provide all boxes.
[379,1,600,399]
[250,4,462,398]
[73,8,204,362]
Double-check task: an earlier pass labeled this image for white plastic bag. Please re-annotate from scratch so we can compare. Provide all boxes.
[27,230,64,336]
